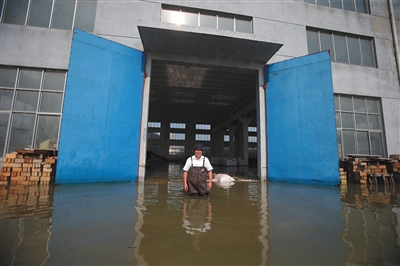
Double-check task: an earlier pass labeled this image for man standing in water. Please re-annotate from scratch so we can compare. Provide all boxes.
[183,143,213,196]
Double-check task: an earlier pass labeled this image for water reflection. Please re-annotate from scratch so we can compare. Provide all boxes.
[0,183,53,266]
[182,198,212,251]
[133,179,267,265]
[0,165,399,265]
[340,184,400,265]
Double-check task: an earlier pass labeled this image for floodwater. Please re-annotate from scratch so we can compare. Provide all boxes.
[1,162,400,266]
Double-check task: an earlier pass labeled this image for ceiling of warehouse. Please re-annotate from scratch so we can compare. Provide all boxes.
[148,60,258,128]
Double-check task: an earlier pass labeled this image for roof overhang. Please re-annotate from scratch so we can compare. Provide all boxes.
[137,20,283,63]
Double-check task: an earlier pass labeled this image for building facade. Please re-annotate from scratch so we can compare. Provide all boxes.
[1,0,399,184]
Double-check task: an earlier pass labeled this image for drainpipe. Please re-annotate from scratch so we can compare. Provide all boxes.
[387,0,400,85]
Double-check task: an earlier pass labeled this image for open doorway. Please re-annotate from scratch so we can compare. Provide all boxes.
[145,60,259,178]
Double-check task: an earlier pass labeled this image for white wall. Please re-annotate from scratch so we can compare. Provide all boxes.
[1,0,399,155]
[0,24,72,69]
[382,98,400,156]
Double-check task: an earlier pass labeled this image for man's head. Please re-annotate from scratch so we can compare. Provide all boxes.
[193,143,203,152]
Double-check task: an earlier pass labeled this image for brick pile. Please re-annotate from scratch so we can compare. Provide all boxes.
[339,168,347,184]
[1,149,57,185]
[388,154,400,177]
[340,154,399,184]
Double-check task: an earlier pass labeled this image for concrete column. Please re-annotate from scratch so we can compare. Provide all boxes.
[239,117,252,163]
[218,129,226,158]
[211,130,219,157]
[138,57,152,181]
[160,121,168,158]
[257,68,267,181]
[185,122,196,157]
[234,123,240,159]
[227,124,237,158]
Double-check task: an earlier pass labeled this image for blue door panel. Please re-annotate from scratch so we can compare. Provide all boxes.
[56,29,146,184]
[266,51,338,184]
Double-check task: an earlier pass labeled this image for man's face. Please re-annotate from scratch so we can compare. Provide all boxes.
[194,149,203,157]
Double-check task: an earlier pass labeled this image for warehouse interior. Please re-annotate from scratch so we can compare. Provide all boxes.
[146,59,260,165]
[136,23,283,175]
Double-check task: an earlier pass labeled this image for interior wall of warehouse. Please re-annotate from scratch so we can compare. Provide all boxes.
[1,0,399,156]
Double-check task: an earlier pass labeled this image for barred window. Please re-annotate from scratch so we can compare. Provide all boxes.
[170,133,185,140]
[1,0,97,32]
[170,123,186,129]
[148,122,161,128]
[224,135,229,142]
[195,134,210,141]
[335,94,385,157]
[169,145,185,156]
[304,0,369,14]
[161,4,252,34]
[248,126,257,132]
[196,124,211,130]
[307,28,376,68]
[0,66,65,156]
[248,136,257,143]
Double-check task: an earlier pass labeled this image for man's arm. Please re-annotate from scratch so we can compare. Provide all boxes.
[208,170,213,189]
[183,171,188,191]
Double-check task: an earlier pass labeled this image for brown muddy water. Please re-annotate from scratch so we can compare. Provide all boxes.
[1,162,400,266]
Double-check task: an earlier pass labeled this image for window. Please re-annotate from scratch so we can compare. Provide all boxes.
[1,0,97,32]
[335,94,385,157]
[0,66,65,156]
[304,0,370,14]
[148,122,161,128]
[195,134,210,141]
[248,136,257,143]
[169,145,185,156]
[2,0,29,25]
[161,5,252,33]
[147,132,160,139]
[170,133,185,140]
[170,123,186,129]
[35,115,60,149]
[248,127,257,132]
[28,0,53,28]
[306,28,376,68]
[218,15,234,31]
[196,124,211,130]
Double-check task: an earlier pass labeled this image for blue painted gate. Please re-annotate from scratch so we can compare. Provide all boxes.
[265,51,338,184]
[56,29,146,184]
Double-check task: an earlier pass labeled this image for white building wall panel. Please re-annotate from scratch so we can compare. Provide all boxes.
[382,98,400,156]
[0,24,72,69]
[1,0,399,156]
[94,1,160,50]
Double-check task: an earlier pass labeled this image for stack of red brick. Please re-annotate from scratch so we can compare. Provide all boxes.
[1,149,57,185]
[340,154,399,184]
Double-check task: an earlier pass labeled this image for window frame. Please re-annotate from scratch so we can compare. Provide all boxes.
[0,66,65,156]
[335,94,386,158]
[304,0,370,14]
[1,0,97,32]
[161,4,253,34]
[307,28,377,68]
